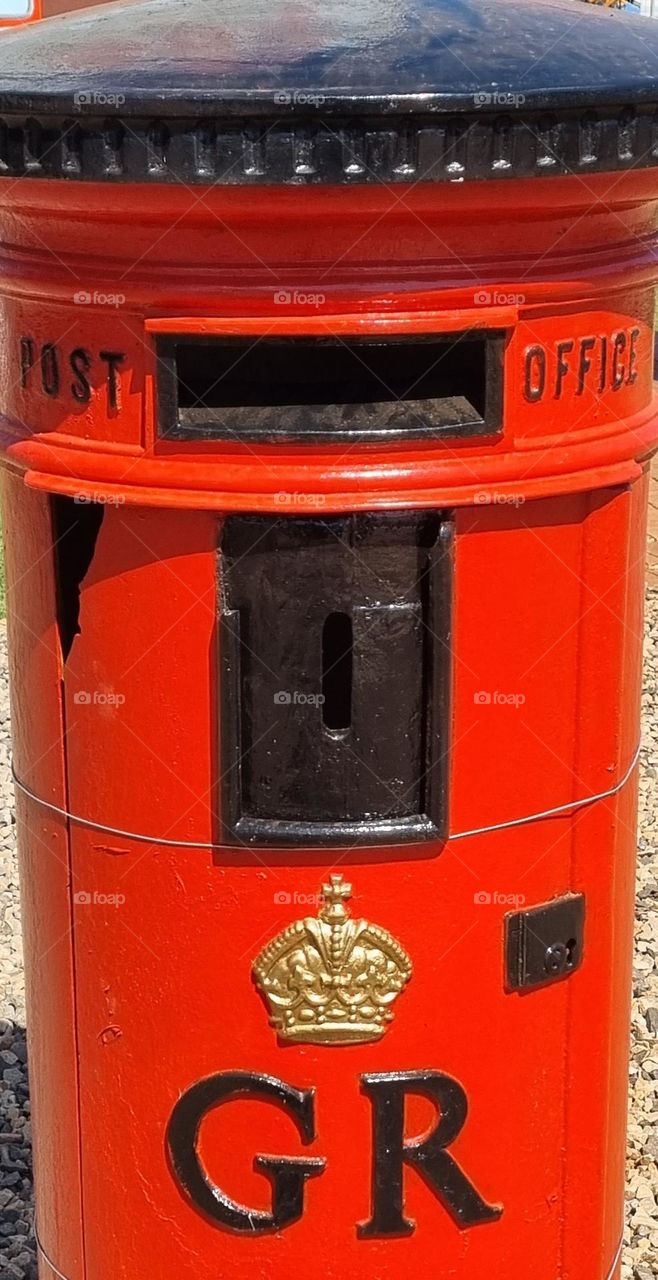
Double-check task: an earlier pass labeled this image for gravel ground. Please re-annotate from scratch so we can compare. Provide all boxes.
[625,585,658,1280]
[0,596,654,1280]
[0,627,33,1280]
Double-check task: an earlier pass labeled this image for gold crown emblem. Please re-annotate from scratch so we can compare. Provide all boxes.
[253,875,412,1046]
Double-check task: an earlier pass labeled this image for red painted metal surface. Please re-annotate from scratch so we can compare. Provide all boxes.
[0,0,116,26]
[2,173,657,510]
[2,473,84,1278]
[0,151,654,1280]
[0,0,41,28]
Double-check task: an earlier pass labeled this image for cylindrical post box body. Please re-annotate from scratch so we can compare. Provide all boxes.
[0,2,656,1278]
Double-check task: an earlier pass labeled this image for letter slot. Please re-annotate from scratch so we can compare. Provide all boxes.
[156,332,504,443]
[219,511,452,847]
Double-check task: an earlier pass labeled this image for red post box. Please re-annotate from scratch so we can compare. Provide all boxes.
[0,0,656,1277]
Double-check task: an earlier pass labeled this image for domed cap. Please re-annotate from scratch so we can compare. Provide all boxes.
[1,0,658,184]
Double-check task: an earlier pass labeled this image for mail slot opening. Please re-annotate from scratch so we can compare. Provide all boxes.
[322,611,353,733]
[156,332,504,443]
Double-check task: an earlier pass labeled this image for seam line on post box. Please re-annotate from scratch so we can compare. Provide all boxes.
[34,1226,69,1280]
[11,741,641,850]
[605,1234,624,1280]
[449,740,641,841]
[33,1227,625,1280]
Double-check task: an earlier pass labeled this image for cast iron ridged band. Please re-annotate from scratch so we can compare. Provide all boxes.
[11,739,641,850]
[2,104,658,185]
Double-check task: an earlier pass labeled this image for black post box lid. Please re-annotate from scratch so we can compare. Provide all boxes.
[1,0,658,184]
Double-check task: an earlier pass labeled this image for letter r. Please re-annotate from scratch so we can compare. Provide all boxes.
[358,1070,502,1237]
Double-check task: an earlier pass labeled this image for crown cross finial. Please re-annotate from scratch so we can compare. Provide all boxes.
[253,877,412,1046]
[320,874,352,922]
[323,874,352,904]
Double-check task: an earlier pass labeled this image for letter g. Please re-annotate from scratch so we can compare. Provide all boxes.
[166,1071,325,1233]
